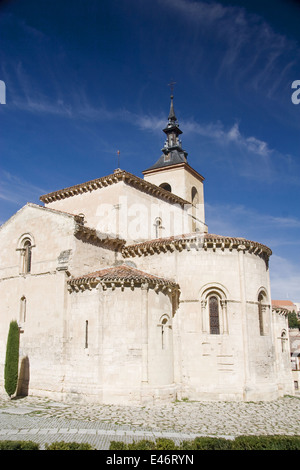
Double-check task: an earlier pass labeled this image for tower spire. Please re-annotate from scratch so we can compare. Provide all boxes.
[143,93,188,172]
[168,94,177,121]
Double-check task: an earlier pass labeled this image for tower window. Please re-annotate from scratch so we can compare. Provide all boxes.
[159,182,172,192]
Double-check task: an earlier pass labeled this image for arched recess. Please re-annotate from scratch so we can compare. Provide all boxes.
[257,287,270,336]
[281,330,288,353]
[199,283,229,334]
[17,233,35,274]
[191,186,199,232]
[158,314,171,350]
[159,182,172,192]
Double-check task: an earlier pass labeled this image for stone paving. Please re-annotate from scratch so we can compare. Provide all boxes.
[0,394,299,449]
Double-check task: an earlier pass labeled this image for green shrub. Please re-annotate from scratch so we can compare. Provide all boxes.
[155,438,179,450]
[0,440,39,450]
[111,435,300,451]
[180,436,232,450]
[45,441,94,450]
[232,435,300,450]
[4,321,20,397]
[109,441,128,450]
[127,439,156,450]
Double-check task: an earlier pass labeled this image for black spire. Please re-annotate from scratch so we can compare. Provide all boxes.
[168,94,177,121]
[144,95,188,172]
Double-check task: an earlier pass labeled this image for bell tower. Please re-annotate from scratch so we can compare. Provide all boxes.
[143,94,206,232]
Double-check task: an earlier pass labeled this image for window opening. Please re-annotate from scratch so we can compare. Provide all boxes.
[209,296,220,335]
[23,240,32,274]
[85,320,89,349]
[154,217,163,238]
[159,182,172,192]
[258,292,265,336]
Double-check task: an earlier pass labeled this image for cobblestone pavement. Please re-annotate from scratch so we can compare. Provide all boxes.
[0,394,299,449]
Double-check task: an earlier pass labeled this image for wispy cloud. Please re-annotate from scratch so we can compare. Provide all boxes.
[160,0,299,98]
[0,170,46,206]
[182,119,272,157]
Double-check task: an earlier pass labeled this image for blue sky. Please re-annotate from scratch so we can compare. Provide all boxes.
[0,0,300,301]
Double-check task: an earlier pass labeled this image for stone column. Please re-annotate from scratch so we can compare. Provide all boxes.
[201,299,207,333]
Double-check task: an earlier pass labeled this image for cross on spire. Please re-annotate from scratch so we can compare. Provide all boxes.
[168,81,176,96]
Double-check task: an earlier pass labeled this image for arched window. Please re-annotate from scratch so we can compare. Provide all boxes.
[23,240,32,274]
[191,187,199,232]
[209,296,220,335]
[159,182,172,192]
[158,315,171,350]
[154,217,163,239]
[17,234,35,275]
[85,320,89,349]
[258,291,268,336]
[281,330,287,353]
[191,186,199,204]
[200,285,229,335]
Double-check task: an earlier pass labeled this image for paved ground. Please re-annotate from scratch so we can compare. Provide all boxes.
[0,394,299,449]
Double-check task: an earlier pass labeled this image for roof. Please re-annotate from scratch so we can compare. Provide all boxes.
[39,169,189,206]
[122,232,272,259]
[68,264,178,289]
[0,202,85,231]
[0,203,125,249]
[272,300,295,306]
[143,150,187,172]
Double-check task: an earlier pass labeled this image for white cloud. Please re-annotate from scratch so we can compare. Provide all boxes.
[160,0,299,97]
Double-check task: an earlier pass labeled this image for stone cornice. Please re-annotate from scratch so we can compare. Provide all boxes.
[122,232,272,259]
[40,169,190,207]
[272,305,289,316]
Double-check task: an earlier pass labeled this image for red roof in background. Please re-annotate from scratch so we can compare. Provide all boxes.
[272,300,295,307]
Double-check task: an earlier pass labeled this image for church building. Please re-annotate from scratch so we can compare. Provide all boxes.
[0,96,294,404]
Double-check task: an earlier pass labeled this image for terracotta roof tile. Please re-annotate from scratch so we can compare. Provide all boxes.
[69,264,178,288]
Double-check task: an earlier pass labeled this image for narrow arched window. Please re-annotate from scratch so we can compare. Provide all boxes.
[281,331,287,353]
[154,217,163,239]
[258,292,265,336]
[158,315,170,350]
[209,296,220,335]
[161,317,168,349]
[23,240,32,273]
[191,186,199,204]
[85,320,89,349]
